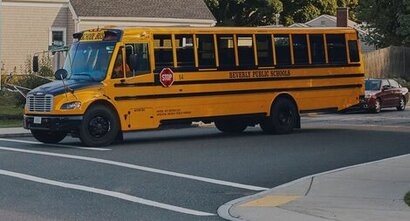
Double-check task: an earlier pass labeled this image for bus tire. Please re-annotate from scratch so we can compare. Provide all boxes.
[31,130,67,144]
[79,104,119,147]
[215,119,247,133]
[260,98,298,134]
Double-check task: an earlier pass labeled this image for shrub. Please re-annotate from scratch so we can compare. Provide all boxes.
[11,55,54,107]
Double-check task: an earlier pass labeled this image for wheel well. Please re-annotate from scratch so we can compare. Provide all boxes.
[87,100,120,121]
[272,94,299,113]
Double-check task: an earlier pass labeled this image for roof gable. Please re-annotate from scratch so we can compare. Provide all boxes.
[305,14,359,29]
[70,0,215,20]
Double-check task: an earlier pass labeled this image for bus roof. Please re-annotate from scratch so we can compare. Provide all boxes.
[75,26,358,42]
[118,26,358,34]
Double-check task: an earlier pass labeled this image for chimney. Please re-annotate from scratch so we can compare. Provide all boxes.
[336,7,348,27]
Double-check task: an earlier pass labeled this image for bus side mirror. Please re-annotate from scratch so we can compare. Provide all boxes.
[129,54,139,71]
[55,69,68,80]
[33,56,39,73]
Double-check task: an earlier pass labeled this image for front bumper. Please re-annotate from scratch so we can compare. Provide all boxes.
[24,115,83,132]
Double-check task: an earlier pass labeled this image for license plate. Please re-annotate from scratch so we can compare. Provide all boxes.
[33,117,42,124]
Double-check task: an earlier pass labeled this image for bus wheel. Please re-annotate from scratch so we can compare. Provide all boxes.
[215,119,247,133]
[79,105,119,147]
[31,130,67,144]
[260,98,297,134]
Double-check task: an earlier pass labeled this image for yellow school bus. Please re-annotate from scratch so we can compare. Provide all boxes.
[24,26,364,146]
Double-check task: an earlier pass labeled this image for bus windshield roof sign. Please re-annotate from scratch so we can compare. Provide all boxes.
[159,68,174,87]
[81,31,105,41]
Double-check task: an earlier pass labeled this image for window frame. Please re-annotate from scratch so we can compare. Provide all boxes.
[49,27,66,46]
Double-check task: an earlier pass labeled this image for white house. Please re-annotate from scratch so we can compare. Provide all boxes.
[0,0,216,74]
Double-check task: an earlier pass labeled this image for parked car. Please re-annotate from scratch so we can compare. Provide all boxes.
[362,78,409,113]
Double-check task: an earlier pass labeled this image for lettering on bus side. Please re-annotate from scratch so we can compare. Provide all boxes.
[156,108,192,117]
[229,69,291,79]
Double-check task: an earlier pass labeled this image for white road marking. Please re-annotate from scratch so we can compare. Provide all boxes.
[0,169,214,216]
[0,138,111,151]
[0,146,268,191]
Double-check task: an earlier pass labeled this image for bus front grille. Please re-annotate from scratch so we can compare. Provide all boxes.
[27,94,53,112]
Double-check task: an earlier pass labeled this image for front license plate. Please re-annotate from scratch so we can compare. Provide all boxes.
[33,117,42,124]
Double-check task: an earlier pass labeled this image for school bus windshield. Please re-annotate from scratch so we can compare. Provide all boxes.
[63,41,115,81]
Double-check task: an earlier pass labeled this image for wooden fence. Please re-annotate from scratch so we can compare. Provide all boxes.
[363,46,410,80]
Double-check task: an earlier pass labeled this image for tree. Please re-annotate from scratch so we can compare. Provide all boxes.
[337,0,359,21]
[357,0,410,48]
[204,0,283,26]
[281,0,338,26]
[280,0,359,26]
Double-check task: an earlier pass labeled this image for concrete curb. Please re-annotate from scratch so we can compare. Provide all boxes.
[218,153,410,221]
[0,133,32,138]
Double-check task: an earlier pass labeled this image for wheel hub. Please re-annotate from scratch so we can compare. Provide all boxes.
[89,116,111,138]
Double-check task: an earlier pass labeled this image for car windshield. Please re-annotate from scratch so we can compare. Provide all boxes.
[63,42,115,81]
[365,80,381,91]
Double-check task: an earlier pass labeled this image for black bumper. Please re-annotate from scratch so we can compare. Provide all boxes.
[24,115,83,132]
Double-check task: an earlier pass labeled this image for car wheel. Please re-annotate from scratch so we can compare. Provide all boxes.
[215,119,247,133]
[31,130,67,144]
[372,99,381,113]
[397,96,406,111]
[79,105,119,147]
[260,98,298,134]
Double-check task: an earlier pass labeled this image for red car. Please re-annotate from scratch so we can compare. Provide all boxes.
[363,79,409,113]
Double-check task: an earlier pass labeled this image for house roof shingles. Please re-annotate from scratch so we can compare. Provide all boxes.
[70,0,215,20]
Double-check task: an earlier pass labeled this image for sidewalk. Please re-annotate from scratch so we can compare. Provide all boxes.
[219,154,410,221]
[0,127,31,138]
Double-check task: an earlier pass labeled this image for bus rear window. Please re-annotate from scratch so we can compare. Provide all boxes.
[348,40,360,62]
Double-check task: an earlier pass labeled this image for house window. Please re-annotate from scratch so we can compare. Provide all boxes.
[49,27,66,47]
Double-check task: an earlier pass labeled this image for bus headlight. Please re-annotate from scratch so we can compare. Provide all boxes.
[61,101,82,110]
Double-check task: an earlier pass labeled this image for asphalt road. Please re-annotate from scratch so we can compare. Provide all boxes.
[0,108,409,221]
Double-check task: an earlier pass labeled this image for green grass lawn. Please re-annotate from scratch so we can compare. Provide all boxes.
[0,119,23,128]
[0,92,24,128]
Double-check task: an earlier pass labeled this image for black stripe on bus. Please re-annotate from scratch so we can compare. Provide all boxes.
[152,63,362,73]
[114,73,365,88]
[114,84,362,101]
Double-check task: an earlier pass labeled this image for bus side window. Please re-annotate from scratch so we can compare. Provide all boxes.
[256,34,274,67]
[309,34,326,64]
[175,35,195,69]
[237,35,255,68]
[326,34,347,64]
[197,34,216,68]
[274,34,291,66]
[292,34,309,65]
[217,35,235,68]
[348,40,360,63]
[154,35,173,69]
[126,43,151,77]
